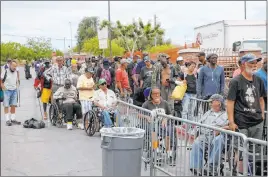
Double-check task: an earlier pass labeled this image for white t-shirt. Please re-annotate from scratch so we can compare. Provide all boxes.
[93,89,117,108]
[1,68,18,90]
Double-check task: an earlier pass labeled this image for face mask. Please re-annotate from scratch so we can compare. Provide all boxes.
[137,59,142,63]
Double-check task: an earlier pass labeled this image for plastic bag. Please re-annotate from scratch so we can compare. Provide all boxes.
[171,84,187,100]
[100,127,145,139]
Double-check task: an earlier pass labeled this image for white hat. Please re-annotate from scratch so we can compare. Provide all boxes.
[177,56,183,61]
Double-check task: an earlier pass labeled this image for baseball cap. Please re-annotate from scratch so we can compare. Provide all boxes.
[85,67,94,73]
[98,78,107,85]
[197,52,206,57]
[177,56,183,61]
[206,53,218,60]
[120,58,128,64]
[103,58,109,63]
[240,53,262,63]
[144,56,150,62]
[71,59,77,64]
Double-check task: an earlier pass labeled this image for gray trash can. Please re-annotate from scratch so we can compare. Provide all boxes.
[100,127,145,176]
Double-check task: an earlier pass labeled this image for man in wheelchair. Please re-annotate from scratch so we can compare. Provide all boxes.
[189,94,229,175]
[92,78,118,128]
[53,79,82,130]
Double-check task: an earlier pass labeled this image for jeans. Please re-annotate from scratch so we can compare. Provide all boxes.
[190,135,225,169]
[3,89,18,107]
[182,93,196,120]
[102,110,119,128]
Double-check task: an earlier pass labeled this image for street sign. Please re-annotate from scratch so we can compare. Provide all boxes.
[98,27,108,40]
[98,27,108,49]
[99,39,108,49]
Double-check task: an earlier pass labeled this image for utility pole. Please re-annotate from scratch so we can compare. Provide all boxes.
[154,14,157,46]
[69,22,73,50]
[244,1,247,20]
[64,37,66,51]
[108,0,112,57]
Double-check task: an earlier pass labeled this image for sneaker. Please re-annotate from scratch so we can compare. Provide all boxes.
[67,122,73,130]
[11,120,21,125]
[80,124,84,130]
[78,123,84,130]
[6,120,12,126]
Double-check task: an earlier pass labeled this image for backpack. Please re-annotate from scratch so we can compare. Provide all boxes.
[132,64,138,75]
[23,118,45,129]
[100,67,112,86]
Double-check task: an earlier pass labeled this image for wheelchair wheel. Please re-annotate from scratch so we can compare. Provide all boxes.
[84,110,98,136]
[49,103,58,126]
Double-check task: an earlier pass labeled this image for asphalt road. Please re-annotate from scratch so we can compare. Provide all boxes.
[1,67,157,176]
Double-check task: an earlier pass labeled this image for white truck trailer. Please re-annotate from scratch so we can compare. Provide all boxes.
[194,20,267,54]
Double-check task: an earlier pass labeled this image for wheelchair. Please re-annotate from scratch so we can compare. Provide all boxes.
[83,103,116,136]
[48,98,79,128]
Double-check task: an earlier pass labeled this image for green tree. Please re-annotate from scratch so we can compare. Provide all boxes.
[82,37,124,57]
[1,42,21,62]
[100,18,165,56]
[146,44,174,53]
[55,49,64,56]
[76,16,99,52]
[26,37,53,59]
[17,45,34,61]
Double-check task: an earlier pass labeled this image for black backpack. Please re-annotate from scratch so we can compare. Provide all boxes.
[23,118,45,129]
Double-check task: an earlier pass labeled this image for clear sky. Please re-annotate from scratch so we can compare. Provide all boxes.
[1,1,266,51]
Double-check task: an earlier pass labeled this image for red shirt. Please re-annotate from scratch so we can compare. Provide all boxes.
[116,68,129,89]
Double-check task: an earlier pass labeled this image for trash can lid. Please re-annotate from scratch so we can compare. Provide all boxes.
[100,127,145,139]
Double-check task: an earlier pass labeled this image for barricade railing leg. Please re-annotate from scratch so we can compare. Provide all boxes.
[243,139,249,176]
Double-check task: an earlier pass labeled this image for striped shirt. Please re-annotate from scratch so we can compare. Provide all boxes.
[44,65,71,86]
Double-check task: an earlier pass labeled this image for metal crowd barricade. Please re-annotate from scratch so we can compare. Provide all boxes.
[243,138,267,176]
[116,100,267,176]
[186,97,210,122]
[263,111,267,141]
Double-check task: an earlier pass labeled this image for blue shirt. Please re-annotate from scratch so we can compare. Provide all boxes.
[197,65,225,98]
[255,69,267,92]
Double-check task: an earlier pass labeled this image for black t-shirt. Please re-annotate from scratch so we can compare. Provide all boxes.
[227,74,266,129]
[185,74,196,94]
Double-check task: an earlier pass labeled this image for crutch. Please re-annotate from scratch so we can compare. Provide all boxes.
[17,86,21,107]
[36,88,44,120]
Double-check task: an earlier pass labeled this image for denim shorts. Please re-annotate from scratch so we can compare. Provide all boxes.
[3,89,18,107]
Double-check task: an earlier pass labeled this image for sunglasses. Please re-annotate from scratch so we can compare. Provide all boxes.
[100,82,107,86]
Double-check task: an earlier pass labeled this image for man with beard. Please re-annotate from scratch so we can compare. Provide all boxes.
[196,53,225,100]
[1,61,21,126]
[227,53,265,152]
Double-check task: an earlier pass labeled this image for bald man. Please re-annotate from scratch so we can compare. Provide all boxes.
[1,61,21,126]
